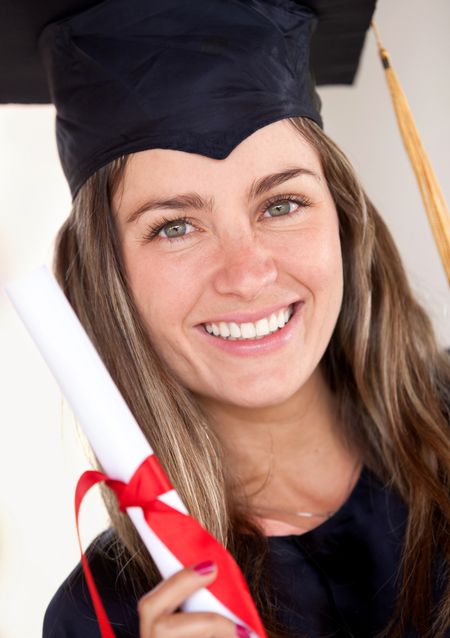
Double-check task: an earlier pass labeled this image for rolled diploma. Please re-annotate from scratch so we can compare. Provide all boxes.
[6,265,247,629]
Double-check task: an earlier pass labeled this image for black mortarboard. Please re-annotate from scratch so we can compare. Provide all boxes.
[1,0,376,199]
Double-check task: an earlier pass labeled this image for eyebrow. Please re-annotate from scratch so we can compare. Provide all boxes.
[125,166,320,224]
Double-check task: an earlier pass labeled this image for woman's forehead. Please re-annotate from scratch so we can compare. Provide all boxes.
[115,120,323,212]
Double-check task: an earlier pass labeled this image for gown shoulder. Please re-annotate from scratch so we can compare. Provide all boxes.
[42,529,143,638]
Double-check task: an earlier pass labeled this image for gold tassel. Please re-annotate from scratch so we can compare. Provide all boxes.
[372,21,450,286]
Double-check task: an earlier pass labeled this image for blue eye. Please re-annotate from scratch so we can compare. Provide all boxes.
[159,218,195,239]
[265,199,298,217]
[261,194,312,219]
[143,215,195,242]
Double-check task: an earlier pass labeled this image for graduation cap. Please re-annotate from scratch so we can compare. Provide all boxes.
[2,0,376,195]
[2,0,449,283]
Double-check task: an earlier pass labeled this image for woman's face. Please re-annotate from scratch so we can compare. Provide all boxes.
[114,120,343,408]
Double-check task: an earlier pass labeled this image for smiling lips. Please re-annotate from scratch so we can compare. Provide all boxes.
[203,303,295,341]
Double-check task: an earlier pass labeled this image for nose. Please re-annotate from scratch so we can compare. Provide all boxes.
[213,236,278,300]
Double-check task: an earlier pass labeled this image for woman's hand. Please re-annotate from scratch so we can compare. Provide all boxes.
[138,560,251,638]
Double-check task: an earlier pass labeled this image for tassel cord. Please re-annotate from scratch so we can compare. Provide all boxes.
[372,21,450,285]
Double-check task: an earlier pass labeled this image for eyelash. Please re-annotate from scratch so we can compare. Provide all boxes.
[142,193,312,243]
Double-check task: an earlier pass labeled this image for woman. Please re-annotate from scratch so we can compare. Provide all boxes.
[43,115,450,638]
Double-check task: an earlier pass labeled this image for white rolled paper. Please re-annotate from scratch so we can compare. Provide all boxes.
[6,265,247,628]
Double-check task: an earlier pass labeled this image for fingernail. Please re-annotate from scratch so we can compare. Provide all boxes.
[235,624,251,638]
[192,560,216,575]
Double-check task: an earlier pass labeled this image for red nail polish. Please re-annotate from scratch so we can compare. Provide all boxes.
[235,624,251,638]
[192,560,216,575]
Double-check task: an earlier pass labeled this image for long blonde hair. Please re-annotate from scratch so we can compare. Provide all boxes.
[53,117,450,638]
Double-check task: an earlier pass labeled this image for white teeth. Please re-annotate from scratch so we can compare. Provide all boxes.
[204,303,296,341]
[268,313,279,332]
[229,322,241,338]
[276,310,286,329]
[255,317,270,337]
[219,322,231,338]
[241,322,256,339]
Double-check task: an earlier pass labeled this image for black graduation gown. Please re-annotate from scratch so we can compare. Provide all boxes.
[42,466,448,638]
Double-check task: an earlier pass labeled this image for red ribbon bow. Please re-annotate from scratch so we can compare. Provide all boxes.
[75,455,267,638]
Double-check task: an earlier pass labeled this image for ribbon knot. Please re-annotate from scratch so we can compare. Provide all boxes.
[104,455,172,511]
[75,454,267,638]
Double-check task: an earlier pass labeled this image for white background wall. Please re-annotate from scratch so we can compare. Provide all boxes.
[0,1,449,636]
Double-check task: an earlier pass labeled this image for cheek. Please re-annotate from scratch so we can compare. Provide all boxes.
[281,228,343,377]
[274,218,343,297]
[123,247,202,342]
[307,233,343,298]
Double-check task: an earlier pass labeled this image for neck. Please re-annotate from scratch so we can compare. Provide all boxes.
[197,366,361,513]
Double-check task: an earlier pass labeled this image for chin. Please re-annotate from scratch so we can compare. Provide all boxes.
[211,376,309,409]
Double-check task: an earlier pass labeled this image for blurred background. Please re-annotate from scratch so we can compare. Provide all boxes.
[1,0,449,636]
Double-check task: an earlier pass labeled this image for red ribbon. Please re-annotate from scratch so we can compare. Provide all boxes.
[75,455,267,638]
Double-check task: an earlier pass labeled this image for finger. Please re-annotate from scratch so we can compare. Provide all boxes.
[149,611,242,638]
[138,561,218,633]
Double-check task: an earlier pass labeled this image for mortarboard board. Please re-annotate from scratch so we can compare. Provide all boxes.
[2,0,377,103]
